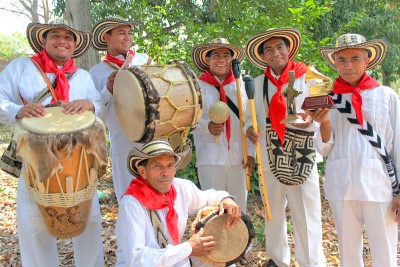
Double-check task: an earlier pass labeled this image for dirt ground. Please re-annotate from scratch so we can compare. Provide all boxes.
[0,124,398,266]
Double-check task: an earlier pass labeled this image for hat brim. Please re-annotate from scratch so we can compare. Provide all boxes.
[192,43,245,72]
[91,19,143,51]
[127,140,190,176]
[320,39,387,70]
[246,28,301,69]
[26,22,91,58]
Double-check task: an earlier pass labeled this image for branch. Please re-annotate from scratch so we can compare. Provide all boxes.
[0,7,33,22]
[163,22,184,33]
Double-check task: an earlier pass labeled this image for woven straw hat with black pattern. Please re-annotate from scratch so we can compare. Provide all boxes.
[91,16,143,51]
[246,28,301,69]
[26,18,91,58]
[320,33,387,70]
[192,38,245,72]
[127,140,189,176]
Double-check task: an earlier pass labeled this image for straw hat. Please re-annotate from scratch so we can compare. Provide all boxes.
[26,18,91,58]
[192,38,245,72]
[91,16,143,51]
[320,33,387,70]
[246,28,301,69]
[127,140,189,176]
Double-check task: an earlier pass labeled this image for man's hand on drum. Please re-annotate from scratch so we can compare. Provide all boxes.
[219,197,241,227]
[208,121,224,136]
[106,71,118,94]
[188,228,216,256]
[62,100,95,115]
[16,103,46,119]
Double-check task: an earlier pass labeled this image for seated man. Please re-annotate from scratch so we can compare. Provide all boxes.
[115,140,242,266]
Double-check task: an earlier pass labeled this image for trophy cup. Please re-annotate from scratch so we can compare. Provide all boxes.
[281,70,304,124]
[301,66,335,110]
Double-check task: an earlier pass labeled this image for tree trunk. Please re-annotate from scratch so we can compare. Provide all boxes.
[64,0,99,70]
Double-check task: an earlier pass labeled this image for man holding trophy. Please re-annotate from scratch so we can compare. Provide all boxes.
[244,28,326,267]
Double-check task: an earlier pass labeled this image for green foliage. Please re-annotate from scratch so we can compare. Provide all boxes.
[176,134,200,186]
[317,158,326,177]
[0,32,31,60]
[252,215,266,246]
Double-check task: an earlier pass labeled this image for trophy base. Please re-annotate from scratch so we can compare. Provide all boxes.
[281,115,305,124]
[301,95,336,111]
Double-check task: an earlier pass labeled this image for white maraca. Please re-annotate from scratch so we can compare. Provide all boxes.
[208,101,230,144]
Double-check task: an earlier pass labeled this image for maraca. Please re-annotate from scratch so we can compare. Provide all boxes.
[208,101,230,144]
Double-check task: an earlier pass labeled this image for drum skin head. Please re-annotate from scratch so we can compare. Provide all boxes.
[202,213,249,263]
[114,69,146,141]
[20,106,95,135]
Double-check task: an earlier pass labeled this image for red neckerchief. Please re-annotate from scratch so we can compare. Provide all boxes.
[264,60,308,145]
[31,50,77,104]
[332,73,379,127]
[124,176,179,244]
[198,69,235,149]
[103,50,135,67]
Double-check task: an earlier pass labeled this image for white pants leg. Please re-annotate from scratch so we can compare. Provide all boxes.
[286,172,325,267]
[17,179,59,267]
[72,194,104,267]
[330,200,398,267]
[111,151,136,203]
[197,165,247,213]
[363,201,398,267]
[262,171,290,267]
[263,169,325,267]
[17,179,104,267]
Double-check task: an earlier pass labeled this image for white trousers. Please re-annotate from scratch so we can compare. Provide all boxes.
[110,151,136,203]
[262,169,326,267]
[197,165,248,214]
[329,200,398,267]
[17,179,104,267]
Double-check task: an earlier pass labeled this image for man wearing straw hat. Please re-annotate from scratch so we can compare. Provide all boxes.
[0,19,104,266]
[306,33,400,267]
[90,16,153,202]
[115,139,242,266]
[244,28,325,267]
[191,38,253,214]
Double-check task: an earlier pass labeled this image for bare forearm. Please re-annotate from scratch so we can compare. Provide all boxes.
[320,121,332,143]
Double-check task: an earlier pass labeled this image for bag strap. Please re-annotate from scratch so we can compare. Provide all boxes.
[213,86,240,120]
[30,58,58,102]
[147,209,168,248]
[330,92,400,196]
[104,61,120,70]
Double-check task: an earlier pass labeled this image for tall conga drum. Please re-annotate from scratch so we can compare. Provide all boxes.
[13,107,108,238]
[113,60,203,143]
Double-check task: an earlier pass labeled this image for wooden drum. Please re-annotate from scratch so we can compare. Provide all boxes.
[14,107,108,238]
[113,61,203,143]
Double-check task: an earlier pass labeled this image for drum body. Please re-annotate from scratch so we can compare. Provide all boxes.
[14,107,108,238]
[113,61,203,143]
[191,206,255,265]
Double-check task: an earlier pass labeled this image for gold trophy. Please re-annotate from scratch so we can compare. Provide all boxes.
[301,66,335,110]
[281,70,304,124]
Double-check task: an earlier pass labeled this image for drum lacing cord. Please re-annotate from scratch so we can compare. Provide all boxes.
[24,147,97,208]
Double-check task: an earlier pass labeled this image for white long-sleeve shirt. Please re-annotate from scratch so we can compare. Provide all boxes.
[0,57,103,124]
[89,53,151,200]
[191,79,249,166]
[115,178,229,267]
[314,85,400,202]
[243,72,315,168]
